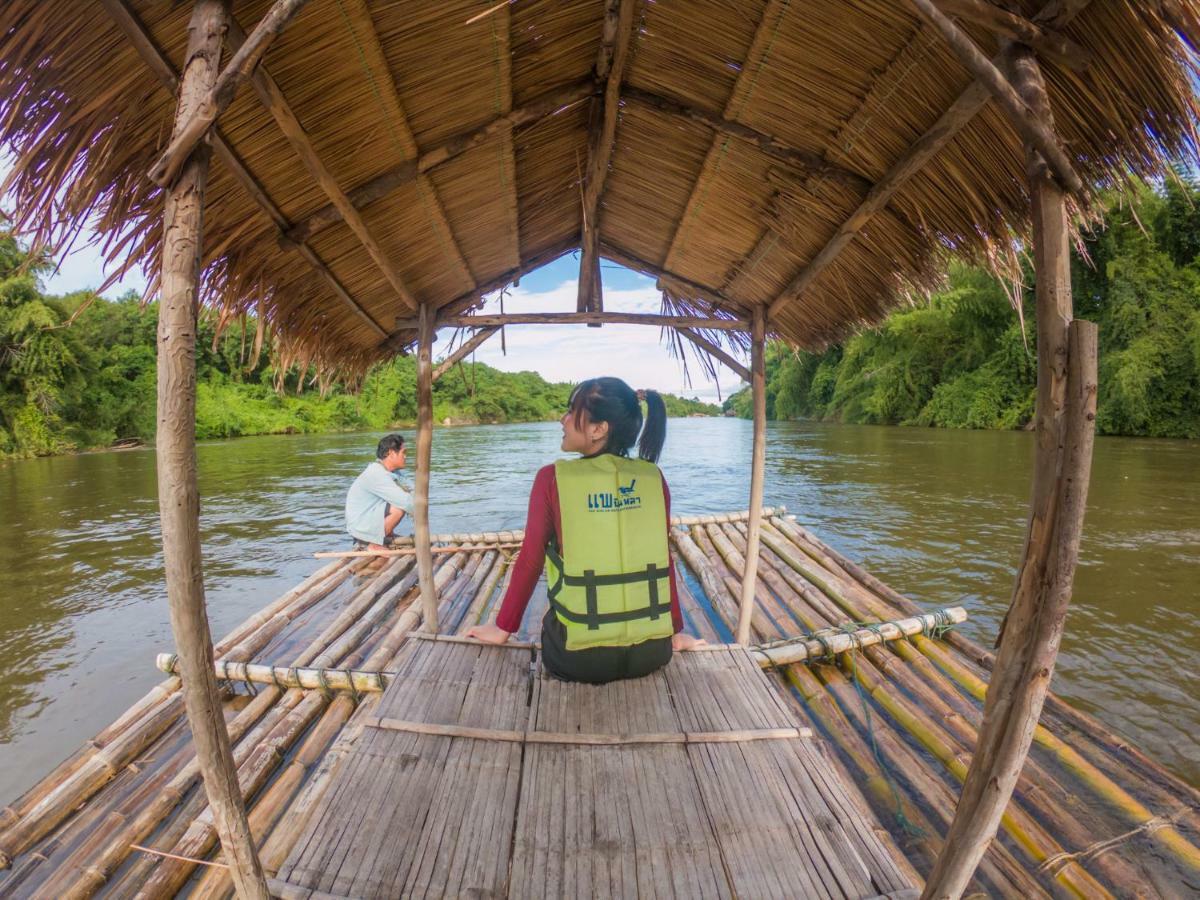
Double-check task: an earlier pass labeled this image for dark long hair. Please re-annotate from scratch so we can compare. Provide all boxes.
[567,377,667,463]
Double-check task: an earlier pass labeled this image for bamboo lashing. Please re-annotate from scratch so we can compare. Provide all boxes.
[750,607,968,667]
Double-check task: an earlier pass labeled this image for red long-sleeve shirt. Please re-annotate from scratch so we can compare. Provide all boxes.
[495,463,683,635]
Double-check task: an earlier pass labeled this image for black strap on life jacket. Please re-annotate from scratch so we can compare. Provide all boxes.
[545,543,672,631]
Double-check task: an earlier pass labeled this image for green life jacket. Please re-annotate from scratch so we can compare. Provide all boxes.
[546,455,675,651]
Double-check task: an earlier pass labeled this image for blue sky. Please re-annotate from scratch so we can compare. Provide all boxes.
[38,233,746,403]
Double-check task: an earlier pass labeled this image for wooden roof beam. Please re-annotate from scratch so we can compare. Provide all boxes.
[98,0,388,339]
[766,0,1093,322]
[622,86,871,192]
[400,312,749,330]
[577,0,638,315]
[660,0,787,277]
[148,0,314,187]
[601,241,751,318]
[497,0,522,274]
[677,328,751,382]
[908,0,1084,195]
[937,0,1091,70]
[225,15,420,312]
[280,78,595,248]
[338,0,476,295]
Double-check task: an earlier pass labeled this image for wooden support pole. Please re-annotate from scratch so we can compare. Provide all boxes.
[766,0,1093,321]
[907,0,1083,196]
[921,45,1098,900]
[155,3,269,897]
[577,0,637,314]
[432,327,501,381]
[735,305,768,645]
[937,0,1091,70]
[414,303,438,634]
[677,328,751,382]
[224,16,418,311]
[149,0,313,187]
[400,312,749,331]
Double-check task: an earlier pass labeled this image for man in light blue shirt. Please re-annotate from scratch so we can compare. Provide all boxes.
[345,434,413,549]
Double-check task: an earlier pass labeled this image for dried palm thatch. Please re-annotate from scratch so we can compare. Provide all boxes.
[1,0,1198,378]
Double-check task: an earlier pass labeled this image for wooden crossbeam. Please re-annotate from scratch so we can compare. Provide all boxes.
[677,328,751,382]
[908,0,1084,195]
[766,0,1094,322]
[661,0,787,276]
[281,79,594,247]
[601,241,750,317]
[98,0,388,338]
[938,0,1091,69]
[226,16,419,312]
[577,0,638,315]
[148,0,313,187]
[622,86,870,192]
[433,327,501,381]
[398,312,749,330]
[338,0,476,294]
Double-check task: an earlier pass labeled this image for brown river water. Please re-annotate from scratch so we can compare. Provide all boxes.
[0,419,1196,804]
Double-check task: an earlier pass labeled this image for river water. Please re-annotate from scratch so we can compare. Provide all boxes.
[0,420,1197,803]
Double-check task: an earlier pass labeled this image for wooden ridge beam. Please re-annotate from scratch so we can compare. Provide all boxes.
[98,0,387,338]
[281,78,595,248]
[399,312,749,330]
[661,0,787,276]
[907,0,1084,195]
[577,0,638,315]
[496,0,522,273]
[149,0,313,187]
[226,15,419,312]
[622,85,870,192]
[677,328,751,382]
[433,327,501,381]
[338,0,475,294]
[766,0,1093,322]
[938,0,1091,70]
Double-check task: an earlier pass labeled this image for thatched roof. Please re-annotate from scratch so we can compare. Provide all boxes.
[2,0,1198,375]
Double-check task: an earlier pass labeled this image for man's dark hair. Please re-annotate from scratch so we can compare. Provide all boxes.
[376,433,406,459]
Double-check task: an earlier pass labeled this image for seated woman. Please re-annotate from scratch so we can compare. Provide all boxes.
[467,377,704,683]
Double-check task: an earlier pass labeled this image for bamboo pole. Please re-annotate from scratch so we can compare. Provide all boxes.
[148,0,313,187]
[735,306,767,644]
[676,328,751,382]
[922,47,1097,900]
[414,302,438,633]
[750,609,967,667]
[314,541,522,559]
[936,0,1090,69]
[152,3,269,896]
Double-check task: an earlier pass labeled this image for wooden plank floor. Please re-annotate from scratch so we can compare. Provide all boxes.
[275,639,916,899]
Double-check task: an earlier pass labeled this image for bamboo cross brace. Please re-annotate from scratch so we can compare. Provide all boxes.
[577,0,638,315]
[432,327,501,381]
[766,0,1094,322]
[676,328,751,382]
[405,312,750,330]
[907,0,1084,196]
[148,0,314,187]
[749,607,968,667]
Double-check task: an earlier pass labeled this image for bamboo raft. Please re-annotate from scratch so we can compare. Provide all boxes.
[1,509,1198,898]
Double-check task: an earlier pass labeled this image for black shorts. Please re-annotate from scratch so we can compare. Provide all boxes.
[539,609,672,685]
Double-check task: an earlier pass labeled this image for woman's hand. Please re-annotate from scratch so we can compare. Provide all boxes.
[465,623,512,645]
[672,632,707,652]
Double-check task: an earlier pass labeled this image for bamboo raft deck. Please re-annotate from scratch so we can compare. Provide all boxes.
[1,509,1198,898]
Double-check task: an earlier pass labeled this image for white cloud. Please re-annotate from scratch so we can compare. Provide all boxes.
[433,279,747,404]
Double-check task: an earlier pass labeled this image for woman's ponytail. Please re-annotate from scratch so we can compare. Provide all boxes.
[638,389,667,463]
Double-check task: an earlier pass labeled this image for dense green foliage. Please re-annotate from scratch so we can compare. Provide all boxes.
[0,229,718,458]
[726,178,1200,438]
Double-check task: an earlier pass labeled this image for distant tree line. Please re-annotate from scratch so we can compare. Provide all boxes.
[725,176,1200,439]
[0,229,719,459]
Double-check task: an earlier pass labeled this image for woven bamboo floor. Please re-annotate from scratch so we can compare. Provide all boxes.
[273,638,914,899]
[2,509,1198,898]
